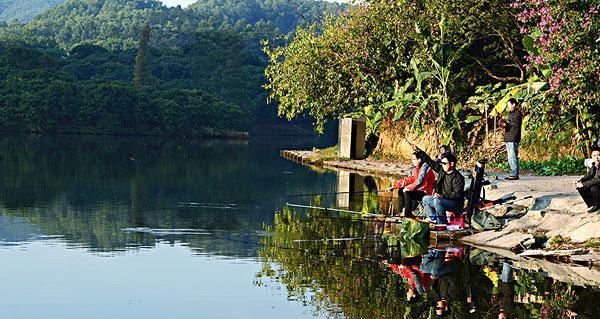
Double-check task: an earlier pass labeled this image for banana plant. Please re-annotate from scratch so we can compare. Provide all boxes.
[491,78,548,117]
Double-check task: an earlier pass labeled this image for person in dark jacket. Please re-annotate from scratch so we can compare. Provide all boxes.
[501,98,522,180]
[412,146,465,224]
[575,148,600,213]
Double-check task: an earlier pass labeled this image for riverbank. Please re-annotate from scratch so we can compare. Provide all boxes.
[281,148,600,262]
[281,149,411,176]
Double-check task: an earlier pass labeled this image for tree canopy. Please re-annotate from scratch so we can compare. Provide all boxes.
[0,0,346,136]
[265,0,599,155]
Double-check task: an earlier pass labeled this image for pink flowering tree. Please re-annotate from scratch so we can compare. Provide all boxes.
[513,0,599,153]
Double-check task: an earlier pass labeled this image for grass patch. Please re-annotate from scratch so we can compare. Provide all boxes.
[584,241,600,248]
[488,156,586,176]
[548,235,573,248]
[308,146,344,163]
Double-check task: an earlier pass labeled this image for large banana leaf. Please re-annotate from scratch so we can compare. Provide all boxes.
[491,82,547,116]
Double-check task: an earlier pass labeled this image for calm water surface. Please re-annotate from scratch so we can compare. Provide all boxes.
[0,135,598,319]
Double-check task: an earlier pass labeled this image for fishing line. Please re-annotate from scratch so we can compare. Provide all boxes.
[175,189,391,208]
[286,202,430,225]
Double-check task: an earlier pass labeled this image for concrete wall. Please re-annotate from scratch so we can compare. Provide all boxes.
[338,117,366,159]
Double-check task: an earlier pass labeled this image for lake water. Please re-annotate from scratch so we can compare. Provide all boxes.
[0,135,598,319]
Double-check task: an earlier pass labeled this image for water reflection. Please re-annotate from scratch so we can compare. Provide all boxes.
[258,201,600,318]
[2,135,599,318]
[0,134,336,256]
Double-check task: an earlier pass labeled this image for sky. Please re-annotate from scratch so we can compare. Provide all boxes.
[160,0,348,8]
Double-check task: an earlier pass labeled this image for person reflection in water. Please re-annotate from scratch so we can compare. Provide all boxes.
[420,248,464,317]
[385,255,432,303]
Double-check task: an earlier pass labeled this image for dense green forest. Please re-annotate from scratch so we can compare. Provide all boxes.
[0,0,344,136]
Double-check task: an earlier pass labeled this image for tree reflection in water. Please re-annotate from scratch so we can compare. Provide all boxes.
[257,204,600,319]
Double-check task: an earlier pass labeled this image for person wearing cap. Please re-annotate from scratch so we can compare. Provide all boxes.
[411,146,464,224]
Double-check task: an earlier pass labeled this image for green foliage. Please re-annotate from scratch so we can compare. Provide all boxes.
[265,0,528,138]
[584,241,600,249]
[515,1,599,153]
[0,44,250,135]
[133,22,151,85]
[266,0,596,157]
[549,235,572,248]
[489,156,585,176]
[7,0,343,51]
[188,0,342,35]
[0,0,345,134]
[265,1,416,132]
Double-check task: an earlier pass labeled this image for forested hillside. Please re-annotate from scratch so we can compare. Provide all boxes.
[0,0,64,22]
[0,0,345,136]
[188,0,341,34]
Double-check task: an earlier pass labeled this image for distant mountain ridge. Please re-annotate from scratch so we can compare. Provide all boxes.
[0,0,65,22]
[14,0,343,50]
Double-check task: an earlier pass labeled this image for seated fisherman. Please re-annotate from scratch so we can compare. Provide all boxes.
[412,145,464,224]
[575,147,600,213]
[390,152,436,217]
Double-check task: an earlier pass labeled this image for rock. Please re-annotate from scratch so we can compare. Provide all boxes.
[520,237,536,249]
[519,249,589,257]
[461,231,533,250]
[488,204,527,218]
[477,246,600,287]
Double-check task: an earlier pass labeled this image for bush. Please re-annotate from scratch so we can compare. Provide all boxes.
[489,156,586,176]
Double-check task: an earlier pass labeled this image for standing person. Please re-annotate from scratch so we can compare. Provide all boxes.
[502,98,522,180]
[575,148,600,213]
[390,152,436,217]
[412,146,464,224]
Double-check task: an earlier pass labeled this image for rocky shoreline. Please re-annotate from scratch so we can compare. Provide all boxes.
[281,148,600,266]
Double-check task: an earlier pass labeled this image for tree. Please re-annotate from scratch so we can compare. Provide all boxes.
[514,0,599,153]
[264,0,525,136]
[134,22,151,85]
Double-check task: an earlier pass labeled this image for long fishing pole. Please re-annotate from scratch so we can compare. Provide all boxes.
[286,202,384,217]
[285,203,431,224]
[176,189,392,208]
[283,189,389,199]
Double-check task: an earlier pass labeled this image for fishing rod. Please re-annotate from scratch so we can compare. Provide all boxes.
[175,189,392,208]
[283,189,389,199]
[286,203,431,225]
[222,233,394,263]
[286,202,384,217]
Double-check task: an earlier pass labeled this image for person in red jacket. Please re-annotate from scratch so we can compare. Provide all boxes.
[390,152,436,217]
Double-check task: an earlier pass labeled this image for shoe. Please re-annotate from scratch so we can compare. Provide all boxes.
[505,176,520,180]
[587,206,599,213]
